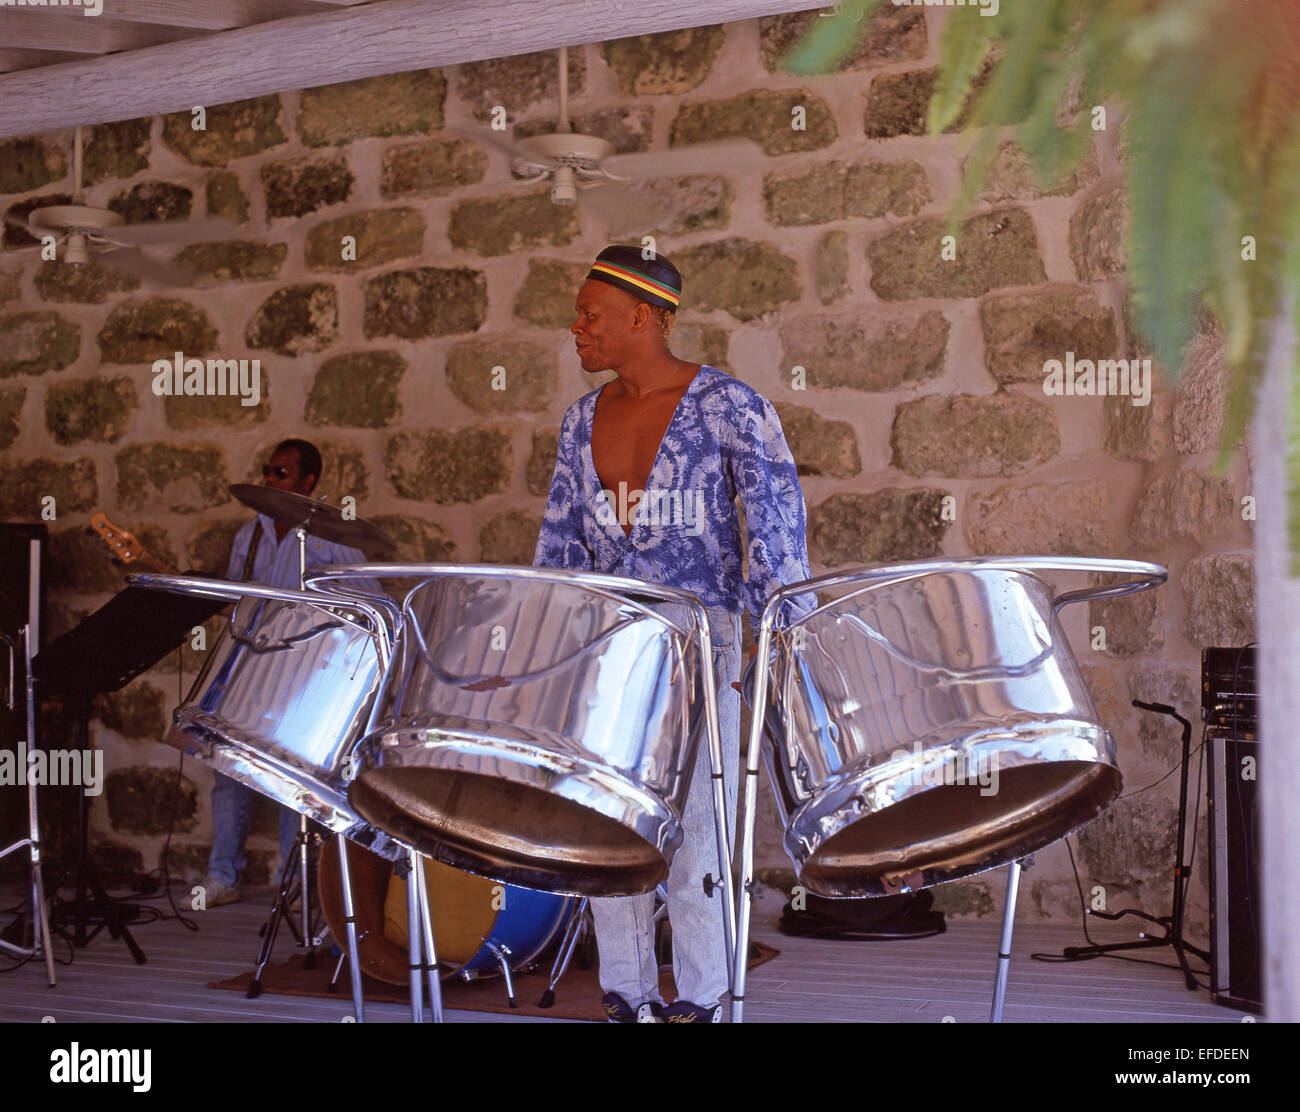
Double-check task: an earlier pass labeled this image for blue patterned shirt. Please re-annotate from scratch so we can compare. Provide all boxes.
[227,514,375,592]
[533,365,814,625]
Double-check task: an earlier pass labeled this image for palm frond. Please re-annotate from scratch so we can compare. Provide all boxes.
[1123,48,1225,373]
[781,0,886,76]
[927,6,994,135]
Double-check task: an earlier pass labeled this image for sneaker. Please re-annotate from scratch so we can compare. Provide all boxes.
[660,1000,722,1023]
[200,876,242,907]
[601,993,662,1023]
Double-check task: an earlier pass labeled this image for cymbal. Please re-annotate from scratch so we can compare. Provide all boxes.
[229,484,397,555]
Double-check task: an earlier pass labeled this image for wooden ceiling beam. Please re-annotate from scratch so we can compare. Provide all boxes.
[0,9,203,54]
[0,47,86,74]
[29,0,367,32]
[0,0,825,139]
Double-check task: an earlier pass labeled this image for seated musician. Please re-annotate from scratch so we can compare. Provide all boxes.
[201,438,371,906]
[533,246,814,1022]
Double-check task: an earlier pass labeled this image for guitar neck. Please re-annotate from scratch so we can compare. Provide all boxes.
[89,512,179,577]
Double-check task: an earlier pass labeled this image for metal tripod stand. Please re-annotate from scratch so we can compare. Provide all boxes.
[0,624,57,986]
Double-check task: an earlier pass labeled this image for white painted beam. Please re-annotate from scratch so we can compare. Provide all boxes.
[0,0,826,139]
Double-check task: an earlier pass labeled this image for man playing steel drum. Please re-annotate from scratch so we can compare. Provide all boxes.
[534,245,813,1022]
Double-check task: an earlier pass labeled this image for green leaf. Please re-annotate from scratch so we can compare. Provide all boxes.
[781,0,886,76]
[928,6,993,135]
[1124,49,1224,374]
[944,0,1066,230]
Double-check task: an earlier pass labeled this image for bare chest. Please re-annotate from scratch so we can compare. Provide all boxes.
[590,386,689,497]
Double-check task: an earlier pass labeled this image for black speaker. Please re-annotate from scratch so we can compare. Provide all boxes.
[1207,725,1262,1014]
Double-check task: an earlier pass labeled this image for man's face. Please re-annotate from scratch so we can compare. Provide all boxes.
[571,279,642,372]
[263,448,316,497]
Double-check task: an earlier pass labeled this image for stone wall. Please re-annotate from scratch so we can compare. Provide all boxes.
[0,7,1254,934]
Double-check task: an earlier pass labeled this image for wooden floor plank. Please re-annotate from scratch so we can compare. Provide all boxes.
[0,885,1250,1024]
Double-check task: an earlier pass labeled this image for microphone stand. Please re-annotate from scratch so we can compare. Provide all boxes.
[1055,700,1210,987]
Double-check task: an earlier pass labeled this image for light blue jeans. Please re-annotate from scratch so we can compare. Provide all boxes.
[591,605,741,1009]
[207,772,300,888]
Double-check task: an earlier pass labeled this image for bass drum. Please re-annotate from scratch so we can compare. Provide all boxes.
[319,841,572,985]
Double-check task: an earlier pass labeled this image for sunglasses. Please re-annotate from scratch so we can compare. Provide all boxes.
[262,465,292,480]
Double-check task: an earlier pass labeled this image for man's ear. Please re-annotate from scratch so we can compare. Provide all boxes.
[304,474,318,496]
[631,301,651,334]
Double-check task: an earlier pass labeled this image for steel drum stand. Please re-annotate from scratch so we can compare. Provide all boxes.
[0,625,57,987]
[302,564,739,1021]
[732,557,1168,1024]
[989,855,1030,1022]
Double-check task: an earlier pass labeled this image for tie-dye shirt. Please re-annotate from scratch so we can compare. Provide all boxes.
[533,364,814,626]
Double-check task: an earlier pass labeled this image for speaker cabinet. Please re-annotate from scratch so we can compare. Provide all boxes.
[1207,727,1262,1013]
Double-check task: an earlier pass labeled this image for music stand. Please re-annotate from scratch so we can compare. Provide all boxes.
[33,583,227,962]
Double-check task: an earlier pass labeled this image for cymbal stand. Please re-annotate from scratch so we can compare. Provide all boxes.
[0,625,57,986]
[247,819,324,997]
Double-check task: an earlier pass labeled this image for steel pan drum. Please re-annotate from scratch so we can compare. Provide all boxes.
[129,574,402,862]
[319,567,716,898]
[744,557,1166,897]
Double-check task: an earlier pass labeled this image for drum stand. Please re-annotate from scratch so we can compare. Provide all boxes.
[0,626,58,987]
[989,856,1030,1023]
[326,847,445,1023]
[247,815,324,998]
[403,849,444,1022]
[538,897,590,1008]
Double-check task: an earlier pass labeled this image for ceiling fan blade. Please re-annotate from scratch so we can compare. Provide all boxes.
[101,217,238,247]
[603,138,768,181]
[98,248,195,288]
[441,125,532,163]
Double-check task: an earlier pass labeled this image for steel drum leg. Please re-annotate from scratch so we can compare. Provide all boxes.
[334,835,365,1022]
[402,852,426,1022]
[989,859,1023,1023]
[731,619,776,1024]
[694,614,738,996]
[412,852,444,1023]
[539,896,588,1008]
[298,814,316,968]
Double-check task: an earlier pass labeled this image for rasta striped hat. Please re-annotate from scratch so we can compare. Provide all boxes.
[586,245,682,312]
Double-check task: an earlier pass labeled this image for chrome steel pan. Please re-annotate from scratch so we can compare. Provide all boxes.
[306,565,725,899]
[128,574,403,862]
[742,557,1166,897]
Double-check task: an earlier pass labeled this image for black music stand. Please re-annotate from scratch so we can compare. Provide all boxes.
[33,583,227,963]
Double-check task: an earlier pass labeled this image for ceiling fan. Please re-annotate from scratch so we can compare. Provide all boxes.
[452,45,767,228]
[2,126,235,287]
